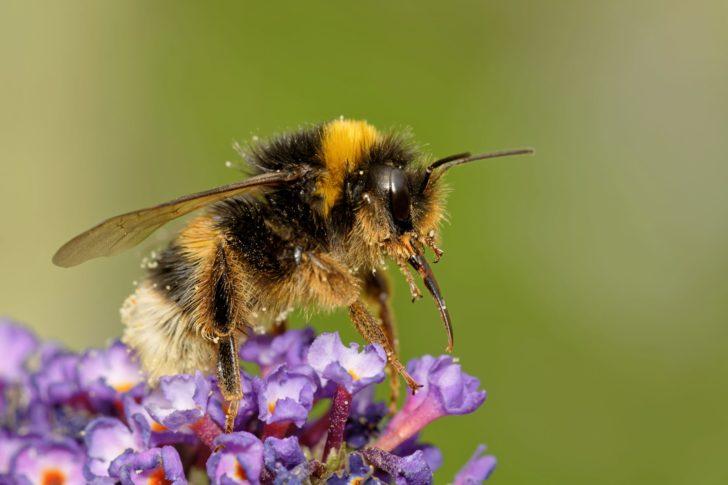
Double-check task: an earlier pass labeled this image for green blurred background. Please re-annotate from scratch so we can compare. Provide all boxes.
[2,1,727,483]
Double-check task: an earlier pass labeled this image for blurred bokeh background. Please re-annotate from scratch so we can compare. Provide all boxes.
[2,1,727,483]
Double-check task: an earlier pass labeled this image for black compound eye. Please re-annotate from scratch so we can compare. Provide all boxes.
[389,168,412,228]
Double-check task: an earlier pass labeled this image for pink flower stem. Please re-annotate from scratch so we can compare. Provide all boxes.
[373,400,443,451]
[189,415,223,449]
[322,386,353,461]
[262,420,292,439]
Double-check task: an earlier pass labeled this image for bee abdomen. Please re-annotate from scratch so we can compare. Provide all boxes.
[120,281,214,383]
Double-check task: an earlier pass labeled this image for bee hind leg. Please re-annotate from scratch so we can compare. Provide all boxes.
[349,300,421,395]
[216,333,242,433]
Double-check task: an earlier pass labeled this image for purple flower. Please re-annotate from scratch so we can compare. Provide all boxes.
[10,439,85,485]
[240,328,315,374]
[362,448,433,485]
[453,445,496,484]
[406,355,486,415]
[0,321,494,484]
[393,436,443,474]
[206,431,264,484]
[123,395,196,447]
[30,351,81,405]
[0,432,36,474]
[111,446,187,485]
[0,319,38,384]
[78,340,144,403]
[327,453,384,485]
[83,417,149,480]
[44,402,95,438]
[208,371,257,432]
[375,355,486,451]
[263,436,309,484]
[143,372,211,430]
[263,436,305,470]
[307,333,386,394]
[253,366,315,428]
[344,386,388,449]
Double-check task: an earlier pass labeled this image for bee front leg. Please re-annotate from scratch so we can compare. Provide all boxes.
[216,333,242,433]
[349,300,421,394]
[362,270,401,411]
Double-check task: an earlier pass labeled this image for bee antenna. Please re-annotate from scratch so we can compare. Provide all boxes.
[420,148,535,193]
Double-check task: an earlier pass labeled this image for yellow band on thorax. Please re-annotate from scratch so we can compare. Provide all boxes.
[317,119,379,215]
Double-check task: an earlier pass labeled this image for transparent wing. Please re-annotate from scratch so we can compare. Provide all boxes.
[52,171,301,267]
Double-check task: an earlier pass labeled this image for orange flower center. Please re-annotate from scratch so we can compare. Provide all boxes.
[42,470,66,485]
[235,460,248,481]
[268,402,276,414]
[348,369,360,381]
[147,467,172,485]
[151,421,168,432]
[113,382,134,393]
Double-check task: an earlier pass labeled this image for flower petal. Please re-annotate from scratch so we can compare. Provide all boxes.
[0,319,38,384]
[453,445,496,484]
[11,439,85,485]
[207,432,264,485]
[144,372,211,429]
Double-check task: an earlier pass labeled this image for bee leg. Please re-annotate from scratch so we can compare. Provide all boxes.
[271,317,288,336]
[362,271,400,411]
[216,333,242,433]
[349,300,421,394]
[396,259,423,301]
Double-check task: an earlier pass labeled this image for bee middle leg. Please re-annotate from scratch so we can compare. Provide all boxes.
[216,333,242,433]
[349,299,421,393]
[208,245,247,433]
[362,270,401,410]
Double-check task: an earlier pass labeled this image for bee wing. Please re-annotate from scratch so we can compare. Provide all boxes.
[52,171,302,267]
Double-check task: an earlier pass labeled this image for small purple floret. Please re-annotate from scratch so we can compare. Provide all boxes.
[307,332,387,394]
[10,438,85,484]
[262,436,309,484]
[0,432,34,474]
[253,366,315,427]
[240,327,315,374]
[207,431,264,485]
[123,395,196,447]
[30,351,81,405]
[0,319,38,384]
[376,355,486,451]
[393,436,443,474]
[144,372,211,430]
[83,416,149,480]
[345,386,389,449]
[207,371,257,432]
[77,340,144,402]
[327,453,385,484]
[112,446,187,485]
[405,355,486,415]
[362,447,433,485]
[263,436,306,470]
[453,445,496,484]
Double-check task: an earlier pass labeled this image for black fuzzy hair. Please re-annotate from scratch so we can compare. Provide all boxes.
[243,125,324,174]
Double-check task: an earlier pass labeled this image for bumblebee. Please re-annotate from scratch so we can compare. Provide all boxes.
[54,119,532,431]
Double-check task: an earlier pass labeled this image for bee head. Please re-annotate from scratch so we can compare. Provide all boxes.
[352,159,451,350]
[370,164,440,235]
[353,145,534,353]
[357,161,444,259]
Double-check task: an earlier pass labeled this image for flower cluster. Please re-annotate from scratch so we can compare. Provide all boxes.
[0,317,495,484]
